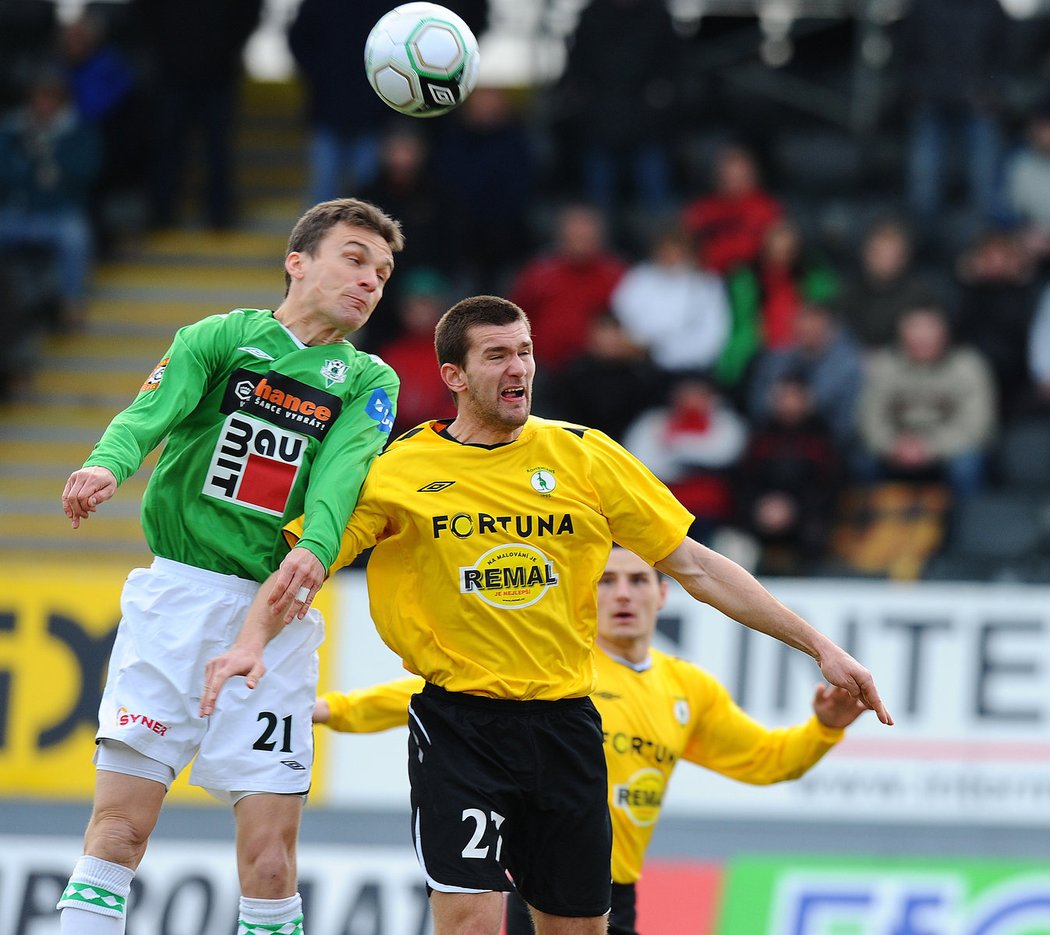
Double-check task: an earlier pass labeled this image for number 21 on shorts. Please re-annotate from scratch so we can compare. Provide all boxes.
[461,808,505,861]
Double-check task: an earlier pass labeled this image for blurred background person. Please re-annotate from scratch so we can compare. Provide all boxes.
[432,85,536,294]
[360,124,457,349]
[1003,97,1050,266]
[545,312,667,442]
[0,67,101,332]
[610,223,730,381]
[622,372,747,543]
[58,8,146,253]
[509,203,626,383]
[375,267,457,436]
[953,228,1039,423]
[287,0,393,205]
[732,372,842,577]
[134,0,262,229]
[856,304,997,499]
[553,0,683,228]
[835,217,939,351]
[897,0,1010,248]
[681,142,782,276]
[747,302,864,453]
[724,216,839,355]
[1027,278,1050,416]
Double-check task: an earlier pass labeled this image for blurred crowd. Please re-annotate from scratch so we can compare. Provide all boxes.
[4,0,1050,579]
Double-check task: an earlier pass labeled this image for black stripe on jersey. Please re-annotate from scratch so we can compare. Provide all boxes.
[396,426,426,442]
[435,423,513,449]
[561,426,587,438]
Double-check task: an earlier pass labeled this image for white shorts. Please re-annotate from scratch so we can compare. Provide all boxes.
[96,556,324,797]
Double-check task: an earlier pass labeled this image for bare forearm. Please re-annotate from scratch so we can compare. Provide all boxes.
[656,537,892,725]
[655,539,834,662]
[199,570,288,716]
[238,570,288,651]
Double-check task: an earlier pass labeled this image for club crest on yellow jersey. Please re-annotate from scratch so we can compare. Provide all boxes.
[529,468,556,495]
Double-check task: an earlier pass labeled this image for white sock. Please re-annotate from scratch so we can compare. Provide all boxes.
[58,855,134,934]
[238,893,304,935]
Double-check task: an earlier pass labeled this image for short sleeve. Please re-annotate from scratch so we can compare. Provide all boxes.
[584,429,694,565]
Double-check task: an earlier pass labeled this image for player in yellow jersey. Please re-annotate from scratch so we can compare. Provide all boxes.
[310,546,869,935]
[202,296,891,935]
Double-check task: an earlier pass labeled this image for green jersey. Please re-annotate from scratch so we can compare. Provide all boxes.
[84,308,399,581]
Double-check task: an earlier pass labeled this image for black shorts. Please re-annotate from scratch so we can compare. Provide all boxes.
[407,682,612,918]
[506,883,637,935]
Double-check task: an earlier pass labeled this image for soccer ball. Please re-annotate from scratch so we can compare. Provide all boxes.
[364,2,481,118]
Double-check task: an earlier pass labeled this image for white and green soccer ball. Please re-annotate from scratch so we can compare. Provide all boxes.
[364,2,481,118]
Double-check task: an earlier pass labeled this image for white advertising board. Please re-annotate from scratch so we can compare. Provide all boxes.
[324,573,1050,825]
[1,835,429,935]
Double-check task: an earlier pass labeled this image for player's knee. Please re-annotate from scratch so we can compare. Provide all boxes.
[240,841,296,894]
[434,919,501,935]
[84,808,152,865]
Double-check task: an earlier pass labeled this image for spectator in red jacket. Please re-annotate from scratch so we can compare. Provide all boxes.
[682,142,782,275]
[509,204,626,373]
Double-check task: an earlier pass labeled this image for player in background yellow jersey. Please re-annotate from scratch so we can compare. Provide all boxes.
[311,546,868,935]
[202,296,890,935]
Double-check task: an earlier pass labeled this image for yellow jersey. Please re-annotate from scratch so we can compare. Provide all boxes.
[321,648,844,884]
[323,676,423,733]
[593,646,843,883]
[294,416,693,700]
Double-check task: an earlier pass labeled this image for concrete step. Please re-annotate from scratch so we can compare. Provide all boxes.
[1,473,149,500]
[0,437,101,467]
[94,264,280,292]
[135,228,290,261]
[0,437,161,468]
[0,400,123,431]
[42,331,170,362]
[0,509,145,542]
[0,542,152,570]
[29,366,151,399]
[85,298,232,329]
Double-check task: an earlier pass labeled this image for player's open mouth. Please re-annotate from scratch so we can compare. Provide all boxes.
[501,387,525,400]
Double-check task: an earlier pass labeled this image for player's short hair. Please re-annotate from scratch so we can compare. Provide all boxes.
[434,295,531,367]
[284,198,404,293]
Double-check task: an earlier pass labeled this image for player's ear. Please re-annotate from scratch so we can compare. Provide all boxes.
[285,251,305,284]
[440,362,466,395]
[657,577,669,610]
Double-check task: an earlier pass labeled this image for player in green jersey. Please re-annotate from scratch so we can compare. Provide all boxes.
[57,198,403,935]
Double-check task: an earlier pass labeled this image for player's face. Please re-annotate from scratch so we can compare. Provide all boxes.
[456,322,535,432]
[596,549,667,646]
[291,222,394,334]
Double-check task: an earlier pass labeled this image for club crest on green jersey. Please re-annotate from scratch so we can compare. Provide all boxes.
[321,358,348,387]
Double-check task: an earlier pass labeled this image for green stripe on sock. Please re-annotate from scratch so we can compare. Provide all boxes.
[237,914,304,935]
[57,882,127,916]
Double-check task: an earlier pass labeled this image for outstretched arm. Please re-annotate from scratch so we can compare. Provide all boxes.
[655,537,892,725]
[315,676,424,732]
